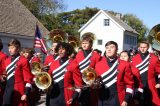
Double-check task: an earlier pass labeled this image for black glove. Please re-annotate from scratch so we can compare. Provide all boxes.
[72,91,79,102]
[124,93,132,103]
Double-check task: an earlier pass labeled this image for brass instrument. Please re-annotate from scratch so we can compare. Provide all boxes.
[31,62,42,75]
[68,36,79,51]
[82,67,97,85]
[45,29,65,51]
[31,62,52,89]
[35,72,52,90]
[148,24,160,51]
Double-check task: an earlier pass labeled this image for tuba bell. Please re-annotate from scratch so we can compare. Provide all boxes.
[31,62,42,75]
[82,67,97,85]
[31,62,52,89]
[148,24,160,51]
[46,29,65,52]
[68,36,79,51]
[35,72,52,90]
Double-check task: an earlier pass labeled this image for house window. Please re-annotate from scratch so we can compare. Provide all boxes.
[124,35,137,45]
[98,39,103,45]
[104,19,110,26]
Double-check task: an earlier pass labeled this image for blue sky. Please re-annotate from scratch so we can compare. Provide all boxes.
[64,0,160,29]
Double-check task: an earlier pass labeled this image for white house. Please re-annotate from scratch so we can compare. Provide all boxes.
[79,10,139,53]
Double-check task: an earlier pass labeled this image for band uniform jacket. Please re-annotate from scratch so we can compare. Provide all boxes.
[131,53,160,106]
[74,50,101,106]
[0,51,7,105]
[29,56,41,64]
[44,54,59,66]
[95,56,134,106]
[130,63,143,92]
[64,60,83,106]
[3,55,33,106]
[48,57,73,106]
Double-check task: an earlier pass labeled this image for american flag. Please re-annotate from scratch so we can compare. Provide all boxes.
[34,25,48,55]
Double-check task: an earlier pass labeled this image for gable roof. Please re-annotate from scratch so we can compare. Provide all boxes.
[79,10,138,35]
[0,0,49,37]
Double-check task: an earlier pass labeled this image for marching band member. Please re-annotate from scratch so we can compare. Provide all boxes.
[131,41,160,106]
[48,42,74,106]
[44,41,59,68]
[0,39,8,106]
[120,50,143,105]
[22,48,41,106]
[95,41,134,106]
[2,39,33,106]
[64,60,82,106]
[74,35,101,106]
[23,48,41,64]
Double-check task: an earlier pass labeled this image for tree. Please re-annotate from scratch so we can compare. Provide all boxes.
[122,14,149,42]
[20,0,65,30]
[54,7,99,36]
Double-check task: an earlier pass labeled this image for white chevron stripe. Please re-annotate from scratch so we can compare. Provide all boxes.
[101,60,118,77]
[138,61,149,70]
[7,66,15,74]
[102,69,117,82]
[53,68,66,78]
[136,54,150,68]
[7,71,15,80]
[80,60,90,69]
[140,66,148,75]
[105,77,117,88]
[52,60,69,74]
[54,75,64,83]
[6,56,20,71]
[79,52,92,65]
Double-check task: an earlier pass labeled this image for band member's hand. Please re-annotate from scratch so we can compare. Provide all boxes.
[67,98,73,104]
[133,99,139,105]
[155,84,160,88]
[121,101,127,106]
[21,94,27,101]
[1,75,6,82]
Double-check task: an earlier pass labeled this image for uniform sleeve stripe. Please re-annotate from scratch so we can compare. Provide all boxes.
[138,88,143,93]
[26,83,32,88]
[75,88,81,93]
[158,74,160,78]
[126,88,133,94]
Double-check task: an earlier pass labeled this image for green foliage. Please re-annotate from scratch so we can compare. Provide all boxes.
[54,7,99,36]
[122,14,149,42]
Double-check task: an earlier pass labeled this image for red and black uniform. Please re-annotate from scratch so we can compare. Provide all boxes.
[131,52,160,106]
[64,60,82,106]
[28,56,41,106]
[0,51,8,105]
[48,57,72,106]
[44,54,59,106]
[44,54,59,67]
[29,56,41,64]
[95,56,134,106]
[3,54,33,106]
[74,50,101,106]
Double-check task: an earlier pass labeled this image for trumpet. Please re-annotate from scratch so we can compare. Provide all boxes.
[31,62,52,90]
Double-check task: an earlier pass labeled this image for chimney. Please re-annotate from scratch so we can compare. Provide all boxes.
[115,13,122,19]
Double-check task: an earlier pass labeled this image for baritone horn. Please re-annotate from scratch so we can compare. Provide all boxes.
[46,29,65,52]
[31,62,42,75]
[68,36,79,51]
[31,62,52,89]
[82,67,97,85]
[35,72,52,90]
[148,24,160,51]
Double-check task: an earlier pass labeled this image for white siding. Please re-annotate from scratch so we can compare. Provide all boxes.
[80,12,124,53]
